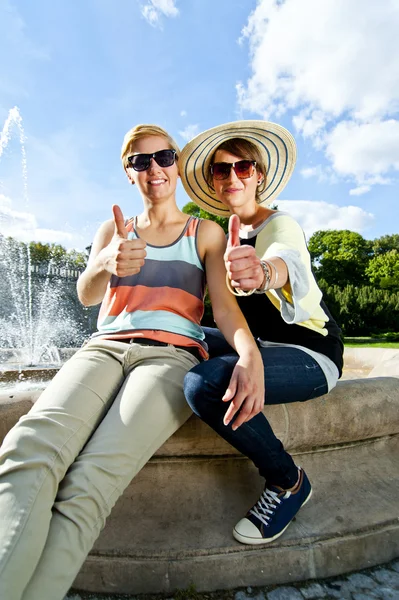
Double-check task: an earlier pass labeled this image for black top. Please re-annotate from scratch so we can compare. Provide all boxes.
[236,236,344,377]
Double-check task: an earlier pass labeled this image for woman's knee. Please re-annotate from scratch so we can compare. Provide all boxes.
[184,366,209,413]
[183,358,234,413]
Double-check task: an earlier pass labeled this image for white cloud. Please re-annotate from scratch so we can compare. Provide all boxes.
[349,185,371,197]
[299,165,337,184]
[277,200,375,238]
[180,110,187,117]
[238,0,399,188]
[239,0,399,120]
[325,119,399,183]
[0,194,84,247]
[0,119,123,251]
[300,167,321,180]
[141,0,179,27]
[292,109,326,139]
[179,124,200,142]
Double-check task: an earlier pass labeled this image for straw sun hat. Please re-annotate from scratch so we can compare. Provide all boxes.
[179,120,297,217]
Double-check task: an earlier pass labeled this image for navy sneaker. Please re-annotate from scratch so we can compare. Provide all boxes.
[233,467,312,545]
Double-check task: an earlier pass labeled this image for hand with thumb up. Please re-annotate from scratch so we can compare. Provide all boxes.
[102,204,147,278]
[224,214,264,291]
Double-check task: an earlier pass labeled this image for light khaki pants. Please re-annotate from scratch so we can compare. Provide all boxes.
[0,339,197,600]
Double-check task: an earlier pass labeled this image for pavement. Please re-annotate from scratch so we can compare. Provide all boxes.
[65,558,399,599]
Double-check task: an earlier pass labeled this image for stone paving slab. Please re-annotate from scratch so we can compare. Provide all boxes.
[65,559,399,599]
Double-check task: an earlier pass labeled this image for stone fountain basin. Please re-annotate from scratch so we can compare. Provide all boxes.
[0,347,398,448]
[0,367,60,386]
[0,348,79,390]
[0,347,398,595]
[0,347,78,365]
[342,346,399,378]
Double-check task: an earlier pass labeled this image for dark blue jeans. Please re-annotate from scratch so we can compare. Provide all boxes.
[183,327,328,488]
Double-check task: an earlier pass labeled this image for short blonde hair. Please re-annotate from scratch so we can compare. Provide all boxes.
[121,124,180,169]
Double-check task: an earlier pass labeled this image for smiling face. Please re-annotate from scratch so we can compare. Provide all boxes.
[211,148,263,213]
[125,135,179,202]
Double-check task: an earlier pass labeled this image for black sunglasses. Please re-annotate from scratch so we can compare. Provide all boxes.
[127,149,177,172]
[211,160,256,181]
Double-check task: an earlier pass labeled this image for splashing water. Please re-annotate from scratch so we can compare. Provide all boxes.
[0,107,87,371]
[0,106,28,203]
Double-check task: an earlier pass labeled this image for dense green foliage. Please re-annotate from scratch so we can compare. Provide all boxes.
[183,202,228,233]
[365,250,399,290]
[308,229,372,286]
[318,280,399,336]
[29,242,87,270]
[0,235,87,272]
[308,230,399,335]
[308,229,399,291]
[182,203,227,326]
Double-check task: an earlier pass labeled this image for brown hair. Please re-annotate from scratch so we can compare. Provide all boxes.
[120,124,180,169]
[205,138,267,202]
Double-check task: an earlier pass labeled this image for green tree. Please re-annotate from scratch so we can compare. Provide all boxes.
[182,201,279,234]
[182,202,228,233]
[319,281,399,335]
[365,250,399,290]
[0,236,87,272]
[308,229,372,286]
[29,242,57,265]
[372,234,399,256]
[182,202,228,324]
[29,242,86,269]
[66,249,87,270]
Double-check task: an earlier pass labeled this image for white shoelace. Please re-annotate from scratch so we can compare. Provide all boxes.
[250,488,292,527]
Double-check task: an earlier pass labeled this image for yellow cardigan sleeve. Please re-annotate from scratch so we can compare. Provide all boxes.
[254,214,330,336]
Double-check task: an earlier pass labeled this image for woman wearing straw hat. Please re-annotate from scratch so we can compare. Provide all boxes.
[180,120,344,545]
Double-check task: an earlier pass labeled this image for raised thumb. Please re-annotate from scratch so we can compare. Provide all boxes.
[227,214,241,248]
[112,204,128,239]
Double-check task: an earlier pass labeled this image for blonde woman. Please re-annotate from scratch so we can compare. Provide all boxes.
[0,124,264,600]
[180,121,343,546]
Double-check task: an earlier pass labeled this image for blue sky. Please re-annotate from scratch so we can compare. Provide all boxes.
[0,0,398,251]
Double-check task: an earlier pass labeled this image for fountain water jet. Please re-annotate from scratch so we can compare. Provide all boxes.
[0,107,89,388]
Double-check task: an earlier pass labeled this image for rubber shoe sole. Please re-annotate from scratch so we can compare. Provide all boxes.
[233,487,313,545]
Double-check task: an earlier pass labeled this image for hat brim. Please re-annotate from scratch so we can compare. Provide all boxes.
[179,120,297,217]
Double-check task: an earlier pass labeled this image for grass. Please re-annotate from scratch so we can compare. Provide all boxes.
[344,337,399,348]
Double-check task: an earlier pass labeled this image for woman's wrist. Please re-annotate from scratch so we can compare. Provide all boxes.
[225,257,279,296]
[254,260,271,294]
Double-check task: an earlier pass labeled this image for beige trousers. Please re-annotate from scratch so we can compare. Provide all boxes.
[0,339,197,600]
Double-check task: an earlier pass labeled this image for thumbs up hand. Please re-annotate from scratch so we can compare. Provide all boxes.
[112,204,129,240]
[103,204,147,278]
[227,214,241,249]
[224,215,264,291]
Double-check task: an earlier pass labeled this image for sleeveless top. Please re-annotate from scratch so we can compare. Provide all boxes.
[94,216,208,358]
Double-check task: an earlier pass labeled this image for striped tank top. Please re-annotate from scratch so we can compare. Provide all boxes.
[95,216,208,358]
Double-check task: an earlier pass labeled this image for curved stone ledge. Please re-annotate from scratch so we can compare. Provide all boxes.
[1,376,398,454]
[157,376,399,455]
[73,435,399,594]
